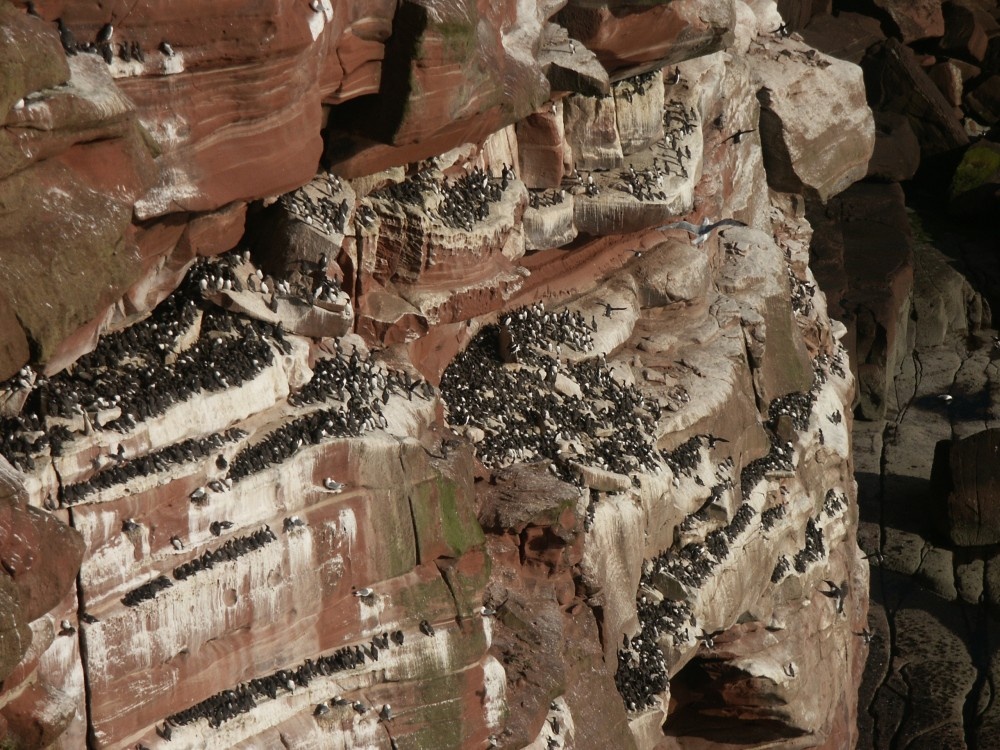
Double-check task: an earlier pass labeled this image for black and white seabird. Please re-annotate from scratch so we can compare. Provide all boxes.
[379,704,392,722]
[353,586,374,598]
[59,619,75,636]
[820,579,846,615]
[159,41,174,57]
[56,19,77,54]
[656,218,747,246]
[419,619,435,637]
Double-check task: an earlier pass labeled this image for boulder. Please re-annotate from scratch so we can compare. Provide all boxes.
[801,11,887,64]
[867,111,922,182]
[937,429,1000,545]
[753,39,875,201]
[964,74,1000,124]
[941,0,995,62]
[862,39,969,157]
[872,0,946,43]
[556,0,737,75]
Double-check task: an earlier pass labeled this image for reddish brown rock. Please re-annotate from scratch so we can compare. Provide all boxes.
[801,12,887,64]
[516,102,567,189]
[807,183,914,420]
[326,0,550,177]
[867,110,922,182]
[0,296,30,385]
[862,38,970,156]
[928,60,967,106]
[935,429,1000,545]
[775,0,833,31]
[941,0,996,62]
[873,0,946,43]
[964,73,1000,123]
[0,501,85,625]
[753,39,875,201]
[556,0,736,75]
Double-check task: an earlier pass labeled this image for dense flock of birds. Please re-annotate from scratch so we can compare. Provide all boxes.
[370,164,516,231]
[164,621,420,733]
[0,42,862,733]
[440,302,663,483]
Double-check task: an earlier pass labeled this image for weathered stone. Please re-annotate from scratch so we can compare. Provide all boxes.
[964,73,1000,124]
[862,39,969,157]
[807,182,914,420]
[937,429,1000,545]
[563,93,623,171]
[872,0,946,43]
[942,0,995,62]
[539,23,611,98]
[928,60,966,107]
[753,39,875,201]
[801,11,887,64]
[867,111,921,182]
[557,0,737,75]
[516,101,567,189]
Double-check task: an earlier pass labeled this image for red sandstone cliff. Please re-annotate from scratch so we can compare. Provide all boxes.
[0,1,874,748]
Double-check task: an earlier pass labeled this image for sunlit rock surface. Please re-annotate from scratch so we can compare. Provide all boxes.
[0,1,876,748]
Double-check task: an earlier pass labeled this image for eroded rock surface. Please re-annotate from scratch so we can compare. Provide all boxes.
[0,1,873,748]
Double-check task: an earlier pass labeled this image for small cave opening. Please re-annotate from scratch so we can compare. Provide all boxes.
[662,656,809,746]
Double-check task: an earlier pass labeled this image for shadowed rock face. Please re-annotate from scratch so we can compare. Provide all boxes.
[0,1,874,748]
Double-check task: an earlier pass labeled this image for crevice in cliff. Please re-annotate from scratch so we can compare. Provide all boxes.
[72,566,97,749]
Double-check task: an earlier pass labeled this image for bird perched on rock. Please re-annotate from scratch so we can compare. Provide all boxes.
[56,19,77,54]
[59,619,75,636]
[322,477,345,493]
[419,619,435,637]
[353,587,374,598]
[379,704,392,722]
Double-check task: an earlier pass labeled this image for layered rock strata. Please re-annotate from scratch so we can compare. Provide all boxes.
[0,1,876,748]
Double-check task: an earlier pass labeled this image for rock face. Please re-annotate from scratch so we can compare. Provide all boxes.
[935,429,1000,546]
[0,1,873,749]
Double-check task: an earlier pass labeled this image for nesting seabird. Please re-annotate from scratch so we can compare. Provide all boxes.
[59,619,75,636]
[353,586,374,598]
[122,518,140,533]
[322,477,345,493]
[419,619,435,637]
[159,40,174,56]
[379,704,392,722]
[314,703,330,717]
